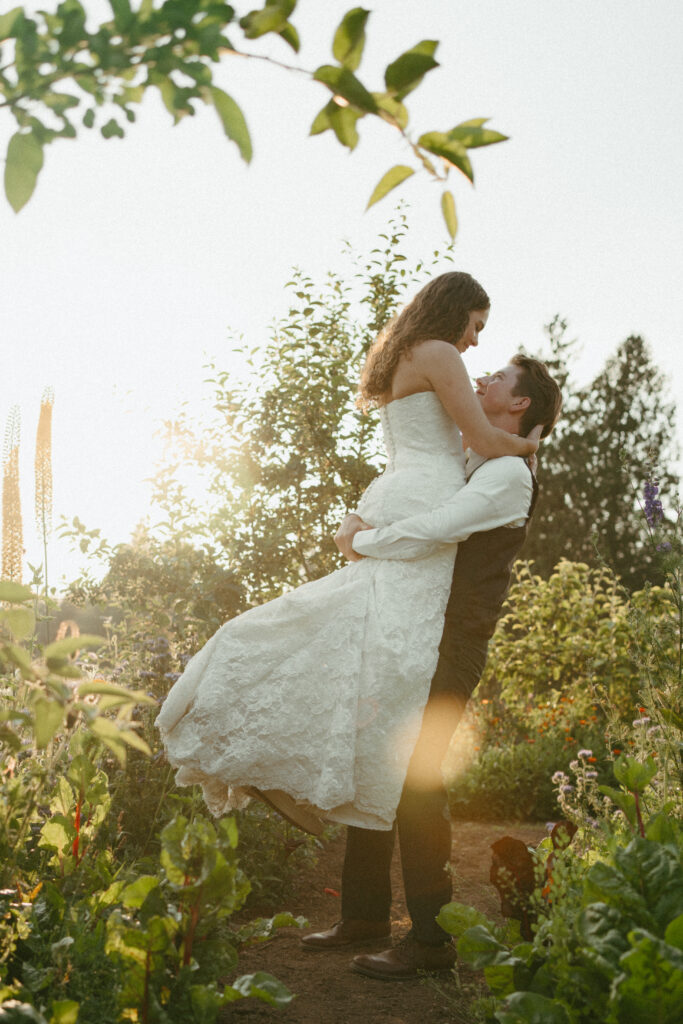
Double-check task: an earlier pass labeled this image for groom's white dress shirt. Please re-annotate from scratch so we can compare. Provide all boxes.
[351,453,533,561]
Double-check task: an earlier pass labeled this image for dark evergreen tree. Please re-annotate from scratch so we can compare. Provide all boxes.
[523,319,679,589]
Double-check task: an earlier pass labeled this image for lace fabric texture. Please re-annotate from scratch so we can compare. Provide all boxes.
[156,391,466,830]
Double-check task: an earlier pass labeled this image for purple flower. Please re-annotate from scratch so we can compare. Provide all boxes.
[644,480,664,528]
[561,784,574,794]
[633,717,651,727]
[657,542,672,552]
[585,771,599,779]
[578,749,593,759]
[552,771,568,784]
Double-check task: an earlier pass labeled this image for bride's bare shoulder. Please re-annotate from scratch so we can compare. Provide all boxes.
[408,340,462,367]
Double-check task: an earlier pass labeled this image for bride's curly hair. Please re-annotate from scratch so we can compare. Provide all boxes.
[358,271,490,410]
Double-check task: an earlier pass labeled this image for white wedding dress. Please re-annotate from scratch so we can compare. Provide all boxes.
[156,391,466,830]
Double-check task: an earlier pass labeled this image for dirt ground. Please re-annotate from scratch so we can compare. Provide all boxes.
[219,821,547,1024]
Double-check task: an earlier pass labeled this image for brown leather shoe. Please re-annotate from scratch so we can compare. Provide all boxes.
[301,919,391,951]
[351,934,456,980]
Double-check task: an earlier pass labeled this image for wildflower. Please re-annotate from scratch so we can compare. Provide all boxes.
[643,479,663,527]
[587,756,597,763]
[578,749,593,759]
[561,784,574,794]
[569,760,579,770]
[657,542,672,552]
[164,672,181,683]
[647,726,660,737]
[551,771,567,784]
[613,748,622,754]
[633,717,651,727]
[585,771,598,779]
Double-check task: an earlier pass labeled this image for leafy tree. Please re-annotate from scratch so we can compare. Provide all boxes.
[151,213,449,603]
[0,0,507,233]
[524,318,679,589]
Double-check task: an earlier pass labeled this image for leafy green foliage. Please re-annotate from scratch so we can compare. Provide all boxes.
[0,583,297,1022]
[0,2,507,234]
[449,774,683,1023]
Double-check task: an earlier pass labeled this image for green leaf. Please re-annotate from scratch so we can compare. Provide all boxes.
[2,641,38,679]
[4,132,44,212]
[0,606,35,639]
[310,103,332,136]
[384,40,439,99]
[598,784,637,825]
[76,680,155,705]
[665,913,683,951]
[111,0,134,33]
[32,696,64,753]
[328,102,362,149]
[448,121,509,149]
[437,901,497,939]
[457,925,511,969]
[209,87,252,163]
[101,118,125,139]
[332,7,369,71]
[121,875,160,909]
[119,727,152,756]
[0,7,22,40]
[495,990,572,1023]
[239,6,288,40]
[441,190,458,239]
[33,697,65,748]
[366,164,414,209]
[613,754,658,792]
[82,108,95,129]
[278,22,299,52]
[0,581,35,602]
[313,65,377,113]
[418,131,473,182]
[230,972,293,1008]
[44,634,103,660]
[373,92,409,129]
[49,999,79,1024]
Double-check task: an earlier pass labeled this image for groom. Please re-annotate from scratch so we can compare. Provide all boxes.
[301,354,562,979]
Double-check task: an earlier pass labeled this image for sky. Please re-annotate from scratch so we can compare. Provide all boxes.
[1,0,682,589]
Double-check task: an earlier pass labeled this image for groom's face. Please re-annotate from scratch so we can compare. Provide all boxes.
[475,365,524,417]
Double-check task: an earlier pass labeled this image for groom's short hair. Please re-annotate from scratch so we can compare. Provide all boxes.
[511,355,562,439]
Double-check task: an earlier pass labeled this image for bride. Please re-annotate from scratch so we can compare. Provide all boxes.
[156,272,536,832]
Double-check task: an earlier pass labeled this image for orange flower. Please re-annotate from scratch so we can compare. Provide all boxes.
[588,756,597,763]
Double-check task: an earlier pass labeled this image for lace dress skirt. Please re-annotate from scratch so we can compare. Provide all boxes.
[157,392,466,830]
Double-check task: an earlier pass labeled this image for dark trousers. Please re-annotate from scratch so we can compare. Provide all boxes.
[340,631,489,944]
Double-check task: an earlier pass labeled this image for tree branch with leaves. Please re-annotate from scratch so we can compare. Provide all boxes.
[0,0,507,235]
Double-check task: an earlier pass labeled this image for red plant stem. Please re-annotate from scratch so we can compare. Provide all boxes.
[633,789,645,838]
[183,897,201,966]
[71,799,82,863]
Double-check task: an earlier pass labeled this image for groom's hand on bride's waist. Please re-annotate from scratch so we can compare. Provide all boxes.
[334,514,373,562]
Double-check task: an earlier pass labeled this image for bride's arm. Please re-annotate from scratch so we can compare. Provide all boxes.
[413,342,537,458]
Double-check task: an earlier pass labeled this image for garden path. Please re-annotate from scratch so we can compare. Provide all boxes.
[220,821,547,1024]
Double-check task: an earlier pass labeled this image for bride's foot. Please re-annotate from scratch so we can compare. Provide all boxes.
[247,787,325,836]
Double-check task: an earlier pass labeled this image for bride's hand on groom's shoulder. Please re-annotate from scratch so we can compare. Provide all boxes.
[525,424,543,474]
[335,514,373,562]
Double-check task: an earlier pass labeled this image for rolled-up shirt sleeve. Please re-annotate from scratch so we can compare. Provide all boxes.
[351,457,533,561]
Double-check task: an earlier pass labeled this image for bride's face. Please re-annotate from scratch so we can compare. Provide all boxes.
[455,308,489,353]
